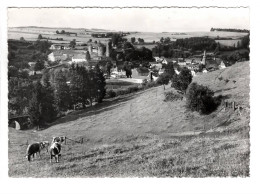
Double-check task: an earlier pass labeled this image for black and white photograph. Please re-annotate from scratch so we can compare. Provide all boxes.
[7,6,251,178]
[1,0,260,193]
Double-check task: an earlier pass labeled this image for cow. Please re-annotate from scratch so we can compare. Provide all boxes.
[52,136,66,144]
[49,142,62,163]
[25,141,49,162]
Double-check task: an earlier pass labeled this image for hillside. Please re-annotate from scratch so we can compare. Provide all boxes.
[8,61,250,177]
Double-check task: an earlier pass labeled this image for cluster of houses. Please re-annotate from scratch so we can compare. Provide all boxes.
[150,50,226,77]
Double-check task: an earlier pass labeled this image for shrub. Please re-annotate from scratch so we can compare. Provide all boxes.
[186,82,218,114]
[156,73,171,86]
[171,67,192,93]
[142,79,148,86]
[127,86,139,93]
[164,91,183,102]
[147,81,158,88]
[107,90,116,98]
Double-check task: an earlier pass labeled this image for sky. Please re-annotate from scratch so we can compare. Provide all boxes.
[8,7,250,32]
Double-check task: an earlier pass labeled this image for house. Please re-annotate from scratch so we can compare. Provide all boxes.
[28,62,36,67]
[178,61,186,66]
[202,68,208,73]
[185,58,193,65]
[161,58,173,65]
[153,57,163,62]
[149,62,162,70]
[158,68,165,75]
[219,61,226,69]
[48,50,87,62]
[50,44,70,50]
[191,70,196,77]
[192,58,202,64]
[48,51,68,62]
[187,64,199,71]
[206,58,223,71]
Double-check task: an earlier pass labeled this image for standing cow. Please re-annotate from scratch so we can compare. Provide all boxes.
[49,142,61,163]
[26,141,49,162]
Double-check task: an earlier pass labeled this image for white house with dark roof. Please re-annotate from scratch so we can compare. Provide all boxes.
[72,54,87,63]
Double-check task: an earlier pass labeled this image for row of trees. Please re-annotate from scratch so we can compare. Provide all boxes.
[210,28,249,33]
[10,64,106,127]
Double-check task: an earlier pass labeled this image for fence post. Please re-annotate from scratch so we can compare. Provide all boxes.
[65,137,66,145]
[81,138,83,144]
[232,102,236,111]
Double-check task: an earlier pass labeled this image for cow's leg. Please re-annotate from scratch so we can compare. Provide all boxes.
[38,151,41,159]
[50,154,53,163]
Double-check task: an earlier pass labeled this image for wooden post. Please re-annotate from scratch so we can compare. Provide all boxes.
[65,137,66,145]
[81,138,83,144]
[26,140,28,145]
[232,102,236,111]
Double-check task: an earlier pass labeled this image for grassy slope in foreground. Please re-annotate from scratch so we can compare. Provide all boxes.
[9,61,250,177]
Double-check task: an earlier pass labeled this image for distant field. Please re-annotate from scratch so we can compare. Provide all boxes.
[9,27,248,45]
[8,28,110,44]
[125,31,248,42]
[216,39,242,48]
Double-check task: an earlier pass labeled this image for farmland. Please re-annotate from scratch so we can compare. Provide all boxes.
[9,27,248,45]
[9,61,250,177]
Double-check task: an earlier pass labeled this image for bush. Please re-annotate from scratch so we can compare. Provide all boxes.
[164,91,183,102]
[171,67,192,93]
[186,82,218,114]
[127,86,139,93]
[107,90,116,98]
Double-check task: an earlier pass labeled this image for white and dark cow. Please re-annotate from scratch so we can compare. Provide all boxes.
[49,142,62,163]
[52,136,66,144]
[26,141,49,162]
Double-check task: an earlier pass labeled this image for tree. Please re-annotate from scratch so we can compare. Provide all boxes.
[28,81,43,127]
[131,37,136,44]
[70,39,76,48]
[186,82,217,114]
[164,37,171,44]
[55,70,72,111]
[34,60,45,72]
[106,61,113,78]
[160,37,164,43]
[156,73,171,90]
[93,64,106,103]
[41,73,57,122]
[61,30,65,34]
[38,34,43,40]
[56,30,60,34]
[8,66,19,79]
[20,37,25,41]
[88,39,92,42]
[171,67,192,93]
[86,51,91,61]
[123,61,132,78]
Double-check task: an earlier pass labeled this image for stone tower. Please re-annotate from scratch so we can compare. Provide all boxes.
[202,50,206,65]
[97,45,105,57]
[88,45,93,54]
[106,42,110,57]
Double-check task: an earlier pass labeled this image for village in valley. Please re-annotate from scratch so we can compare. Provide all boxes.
[7,8,250,178]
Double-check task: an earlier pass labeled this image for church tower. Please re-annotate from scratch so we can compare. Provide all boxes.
[202,50,206,65]
[106,42,110,57]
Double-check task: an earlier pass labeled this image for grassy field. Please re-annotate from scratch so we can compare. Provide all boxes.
[216,39,242,48]
[9,27,248,45]
[125,31,248,42]
[8,61,250,177]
